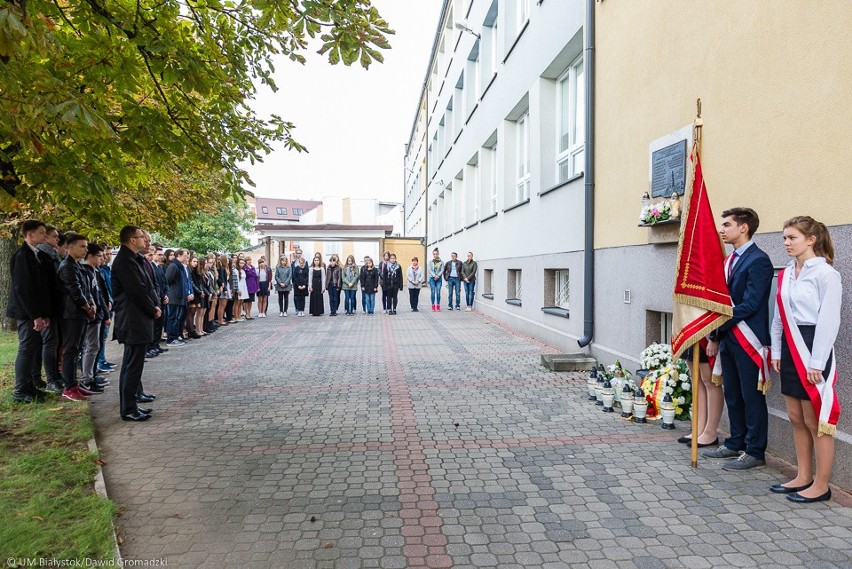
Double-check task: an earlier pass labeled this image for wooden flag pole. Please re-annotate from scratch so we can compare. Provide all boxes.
[691,346,700,468]
[690,98,703,469]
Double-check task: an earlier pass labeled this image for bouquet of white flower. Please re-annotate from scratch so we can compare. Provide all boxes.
[640,343,673,371]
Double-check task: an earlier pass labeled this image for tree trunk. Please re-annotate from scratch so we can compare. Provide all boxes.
[0,234,17,331]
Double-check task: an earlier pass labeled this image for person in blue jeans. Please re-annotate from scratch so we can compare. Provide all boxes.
[461,251,478,311]
[443,252,463,311]
[360,257,380,315]
[427,248,444,311]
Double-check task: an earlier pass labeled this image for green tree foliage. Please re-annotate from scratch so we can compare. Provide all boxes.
[161,201,253,254]
[0,0,393,238]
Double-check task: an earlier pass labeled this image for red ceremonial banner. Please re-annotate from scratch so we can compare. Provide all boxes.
[671,147,733,359]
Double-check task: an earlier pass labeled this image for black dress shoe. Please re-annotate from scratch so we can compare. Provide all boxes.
[136,394,155,403]
[137,407,152,414]
[140,392,157,400]
[12,393,34,404]
[697,438,720,448]
[787,489,831,503]
[771,481,814,494]
[121,411,151,422]
[677,436,691,444]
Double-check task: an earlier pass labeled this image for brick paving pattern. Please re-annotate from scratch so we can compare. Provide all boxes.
[90,310,852,568]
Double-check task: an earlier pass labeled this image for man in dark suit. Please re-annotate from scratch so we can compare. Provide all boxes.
[6,220,53,403]
[165,249,192,346]
[703,207,774,470]
[111,225,161,421]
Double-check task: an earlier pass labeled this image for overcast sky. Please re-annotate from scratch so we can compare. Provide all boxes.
[241,1,443,204]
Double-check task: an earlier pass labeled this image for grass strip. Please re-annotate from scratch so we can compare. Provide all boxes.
[0,329,117,563]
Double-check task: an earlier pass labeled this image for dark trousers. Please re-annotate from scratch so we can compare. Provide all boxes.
[15,319,42,396]
[166,304,186,341]
[277,290,290,313]
[60,318,86,389]
[294,294,306,312]
[408,288,421,311]
[720,336,768,460]
[387,288,399,310]
[328,285,341,315]
[119,343,146,417]
[225,299,234,321]
[381,287,390,310]
[39,320,61,384]
[150,304,165,350]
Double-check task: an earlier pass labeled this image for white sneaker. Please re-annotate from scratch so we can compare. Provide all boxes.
[465,307,472,312]
[279,311,284,317]
[283,311,288,317]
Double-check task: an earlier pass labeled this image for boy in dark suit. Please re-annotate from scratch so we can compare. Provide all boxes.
[6,220,53,403]
[703,208,774,470]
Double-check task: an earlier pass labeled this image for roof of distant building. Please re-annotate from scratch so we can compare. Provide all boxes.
[249,197,322,222]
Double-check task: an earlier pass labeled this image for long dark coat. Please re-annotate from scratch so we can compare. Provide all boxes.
[111,245,159,345]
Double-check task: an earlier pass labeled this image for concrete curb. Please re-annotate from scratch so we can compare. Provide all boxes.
[87,438,123,564]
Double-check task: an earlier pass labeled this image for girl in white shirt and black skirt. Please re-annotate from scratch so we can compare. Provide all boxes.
[770,216,842,503]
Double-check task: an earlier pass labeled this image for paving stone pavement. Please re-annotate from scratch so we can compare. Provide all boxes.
[89,310,852,568]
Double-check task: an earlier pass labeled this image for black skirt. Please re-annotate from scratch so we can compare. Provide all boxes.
[683,345,709,363]
[780,324,831,400]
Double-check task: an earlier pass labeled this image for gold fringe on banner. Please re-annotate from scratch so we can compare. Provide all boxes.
[711,374,723,387]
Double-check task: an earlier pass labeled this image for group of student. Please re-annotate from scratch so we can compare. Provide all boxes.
[682,209,842,504]
[269,247,478,316]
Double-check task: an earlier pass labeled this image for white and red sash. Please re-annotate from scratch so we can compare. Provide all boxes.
[777,268,840,437]
[710,321,772,394]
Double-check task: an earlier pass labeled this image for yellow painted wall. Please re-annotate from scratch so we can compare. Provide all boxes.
[381,238,425,267]
[595,0,852,249]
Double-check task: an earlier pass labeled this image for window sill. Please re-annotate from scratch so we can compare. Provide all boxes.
[541,306,570,318]
[480,212,498,223]
[638,218,680,228]
[465,221,479,230]
[481,73,497,99]
[503,21,530,64]
[502,198,530,213]
[465,103,478,125]
[453,229,463,236]
[482,293,494,300]
[506,298,522,307]
[539,172,583,197]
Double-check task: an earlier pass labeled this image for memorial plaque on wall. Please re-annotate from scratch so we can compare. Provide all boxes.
[650,139,687,198]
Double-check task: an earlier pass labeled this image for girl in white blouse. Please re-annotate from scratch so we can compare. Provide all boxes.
[770,216,842,503]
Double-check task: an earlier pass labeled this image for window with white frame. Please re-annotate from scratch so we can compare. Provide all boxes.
[515,0,530,34]
[515,112,530,203]
[557,56,585,183]
[466,155,479,225]
[466,42,481,116]
[454,74,464,136]
[555,270,569,309]
[489,144,498,215]
[482,0,498,88]
[508,269,522,300]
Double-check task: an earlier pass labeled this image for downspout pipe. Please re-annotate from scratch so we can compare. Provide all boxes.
[578,0,595,348]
